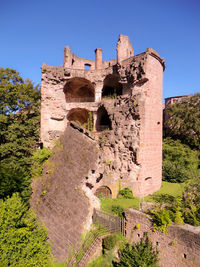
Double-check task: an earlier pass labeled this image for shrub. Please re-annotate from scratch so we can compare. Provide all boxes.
[111,205,124,217]
[135,224,140,230]
[150,207,172,233]
[103,235,117,251]
[114,233,159,267]
[117,187,134,199]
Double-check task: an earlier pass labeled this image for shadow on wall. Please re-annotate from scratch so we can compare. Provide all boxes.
[102,74,122,98]
[63,77,95,102]
[95,186,112,199]
[67,108,90,126]
[96,106,112,132]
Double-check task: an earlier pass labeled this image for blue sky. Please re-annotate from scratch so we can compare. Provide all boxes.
[1,0,200,100]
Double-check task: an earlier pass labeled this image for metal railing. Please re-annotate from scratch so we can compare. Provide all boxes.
[93,209,125,235]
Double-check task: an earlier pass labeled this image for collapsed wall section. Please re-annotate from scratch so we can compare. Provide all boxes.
[31,126,99,262]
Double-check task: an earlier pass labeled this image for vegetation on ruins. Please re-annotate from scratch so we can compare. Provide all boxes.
[113,234,159,267]
[164,93,200,150]
[31,147,52,178]
[117,187,135,199]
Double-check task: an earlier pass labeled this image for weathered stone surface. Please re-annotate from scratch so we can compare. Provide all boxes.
[125,209,200,267]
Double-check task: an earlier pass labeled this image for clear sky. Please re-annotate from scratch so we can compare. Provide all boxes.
[1,0,200,100]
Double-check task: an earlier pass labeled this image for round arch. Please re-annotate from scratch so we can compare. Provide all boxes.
[67,108,90,126]
[95,186,112,199]
[102,74,122,98]
[64,77,95,102]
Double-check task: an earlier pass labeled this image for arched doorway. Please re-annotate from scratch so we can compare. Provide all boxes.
[102,74,122,98]
[95,186,112,199]
[67,108,90,127]
[96,106,112,132]
[64,77,95,102]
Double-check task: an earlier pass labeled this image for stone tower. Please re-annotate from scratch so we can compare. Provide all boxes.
[34,35,166,260]
[40,34,165,197]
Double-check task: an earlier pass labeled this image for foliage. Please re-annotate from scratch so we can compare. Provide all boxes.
[135,224,140,230]
[164,93,200,149]
[182,171,200,226]
[150,207,172,233]
[111,205,124,217]
[117,187,134,199]
[113,233,159,267]
[0,162,31,202]
[162,138,199,183]
[31,147,52,178]
[0,67,40,200]
[87,250,114,267]
[103,235,118,251]
[144,181,183,203]
[0,193,53,266]
[66,224,108,266]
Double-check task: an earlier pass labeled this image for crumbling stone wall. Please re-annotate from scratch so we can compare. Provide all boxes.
[125,209,200,267]
[40,35,165,198]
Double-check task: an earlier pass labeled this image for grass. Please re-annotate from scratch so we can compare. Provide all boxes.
[145,181,184,202]
[101,197,140,213]
[101,181,184,215]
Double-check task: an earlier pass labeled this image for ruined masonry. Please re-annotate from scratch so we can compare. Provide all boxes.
[34,35,165,260]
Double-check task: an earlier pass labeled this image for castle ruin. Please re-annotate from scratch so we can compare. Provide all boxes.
[35,35,165,260]
[41,34,165,197]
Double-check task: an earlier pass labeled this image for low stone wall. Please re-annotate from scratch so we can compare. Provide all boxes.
[125,209,200,267]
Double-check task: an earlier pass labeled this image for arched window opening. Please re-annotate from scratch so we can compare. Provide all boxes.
[84,64,91,70]
[67,108,91,128]
[96,106,112,132]
[63,77,95,103]
[102,74,122,98]
[95,186,112,199]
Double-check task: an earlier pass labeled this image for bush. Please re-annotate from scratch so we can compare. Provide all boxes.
[111,205,124,217]
[117,187,134,199]
[103,235,117,251]
[150,207,172,233]
[114,233,159,267]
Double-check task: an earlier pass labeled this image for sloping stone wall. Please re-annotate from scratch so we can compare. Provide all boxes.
[31,125,99,261]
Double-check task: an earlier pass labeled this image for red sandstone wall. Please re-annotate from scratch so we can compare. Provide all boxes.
[136,54,163,196]
[125,209,200,267]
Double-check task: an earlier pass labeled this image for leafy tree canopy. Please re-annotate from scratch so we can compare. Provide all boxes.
[164,93,200,149]
[0,193,53,266]
[0,67,40,200]
[162,138,199,183]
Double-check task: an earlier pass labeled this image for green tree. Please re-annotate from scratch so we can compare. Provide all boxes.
[114,234,159,267]
[0,67,40,200]
[162,138,199,183]
[0,193,53,266]
[164,93,200,149]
